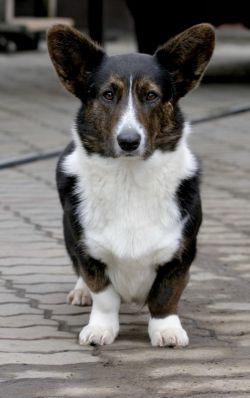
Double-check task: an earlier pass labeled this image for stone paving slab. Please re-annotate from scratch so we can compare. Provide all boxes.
[1,33,250,397]
[0,105,250,396]
[1,36,250,162]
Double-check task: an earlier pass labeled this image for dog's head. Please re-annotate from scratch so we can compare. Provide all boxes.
[48,24,215,158]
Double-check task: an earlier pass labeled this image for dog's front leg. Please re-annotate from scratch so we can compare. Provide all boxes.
[147,259,190,348]
[79,285,120,346]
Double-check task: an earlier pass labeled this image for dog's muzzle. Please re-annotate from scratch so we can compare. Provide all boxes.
[117,128,141,153]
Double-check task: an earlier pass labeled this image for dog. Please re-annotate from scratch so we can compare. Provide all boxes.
[47,23,215,347]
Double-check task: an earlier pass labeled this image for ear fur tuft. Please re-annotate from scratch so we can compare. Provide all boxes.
[47,24,105,98]
[155,23,215,98]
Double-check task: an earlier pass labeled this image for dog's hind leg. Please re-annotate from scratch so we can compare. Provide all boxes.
[67,276,92,306]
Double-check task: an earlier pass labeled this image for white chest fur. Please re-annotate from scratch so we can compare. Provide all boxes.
[63,127,197,303]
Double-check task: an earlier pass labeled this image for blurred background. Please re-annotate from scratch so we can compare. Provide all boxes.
[0,0,250,165]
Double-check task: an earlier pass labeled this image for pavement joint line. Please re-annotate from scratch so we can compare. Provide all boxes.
[0,104,250,171]
[1,272,71,335]
[0,148,63,171]
[15,167,56,190]
[1,129,40,153]
[0,202,64,246]
[0,103,69,136]
[202,155,250,179]
[191,104,250,125]
[204,178,250,209]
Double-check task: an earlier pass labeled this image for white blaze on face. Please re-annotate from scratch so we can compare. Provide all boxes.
[115,76,146,154]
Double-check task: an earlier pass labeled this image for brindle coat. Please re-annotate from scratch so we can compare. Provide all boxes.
[48,23,214,318]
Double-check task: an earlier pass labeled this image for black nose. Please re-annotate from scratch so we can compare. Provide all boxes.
[117,130,141,152]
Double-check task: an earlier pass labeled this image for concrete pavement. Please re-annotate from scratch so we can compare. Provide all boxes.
[0,39,250,397]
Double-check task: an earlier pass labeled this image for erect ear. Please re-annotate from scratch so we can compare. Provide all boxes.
[47,25,105,98]
[154,24,215,99]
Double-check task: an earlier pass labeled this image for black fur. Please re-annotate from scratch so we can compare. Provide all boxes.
[56,143,110,292]
[177,171,202,240]
[147,171,202,317]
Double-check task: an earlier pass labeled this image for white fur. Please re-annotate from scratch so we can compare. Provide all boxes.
[114,76,146,156]
[79,285,120,345]
[67,276,92,306]
[148,315,189,347]
[64,123,197,304]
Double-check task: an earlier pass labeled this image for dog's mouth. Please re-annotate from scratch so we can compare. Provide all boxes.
[113,140,145,159]
[117,148,144,159]
[124,151,139,157]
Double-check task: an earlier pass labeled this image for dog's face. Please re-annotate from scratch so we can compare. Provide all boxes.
[76,54,181,158]
[48,24,215,158]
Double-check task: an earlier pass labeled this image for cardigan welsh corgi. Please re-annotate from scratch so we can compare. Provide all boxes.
[47,23,215,347]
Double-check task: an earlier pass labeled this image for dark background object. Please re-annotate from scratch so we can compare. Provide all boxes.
[1,0,250,54]
[126,0,250,53]
[88,0,103,44]
[15,0,47,17]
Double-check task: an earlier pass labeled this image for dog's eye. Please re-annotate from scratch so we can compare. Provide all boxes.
[146,91,159,102]
[103,90,114,101]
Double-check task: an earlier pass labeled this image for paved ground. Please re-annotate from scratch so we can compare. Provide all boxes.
[0,35,250,397]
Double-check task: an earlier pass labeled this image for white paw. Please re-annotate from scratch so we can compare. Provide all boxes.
[79,324,117,346]
[149,315,189,348]
[67,288,92,306]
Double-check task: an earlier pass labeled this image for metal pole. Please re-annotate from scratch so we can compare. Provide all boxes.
[5,0,14,22]
[48,0,57,18]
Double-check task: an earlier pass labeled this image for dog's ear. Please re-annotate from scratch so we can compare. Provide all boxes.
[154,24,215,98]
[47,25,105,98]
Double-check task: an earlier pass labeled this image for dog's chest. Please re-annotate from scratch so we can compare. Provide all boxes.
[71,153,186,302]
